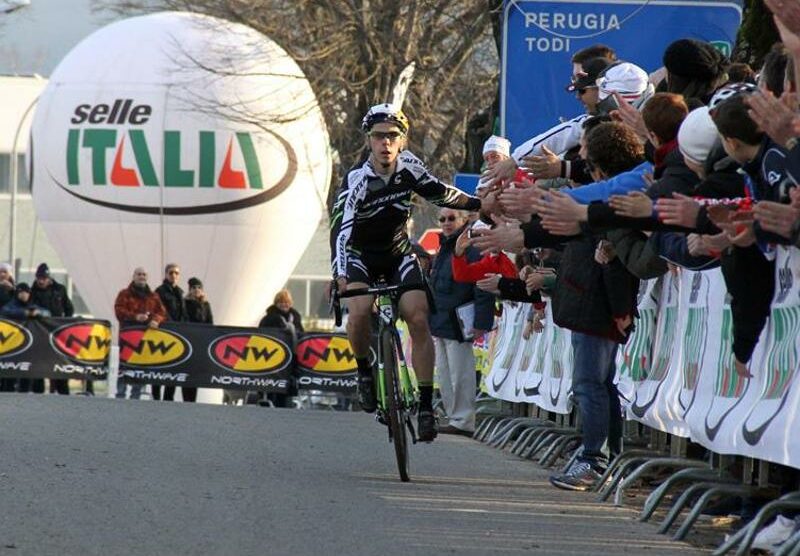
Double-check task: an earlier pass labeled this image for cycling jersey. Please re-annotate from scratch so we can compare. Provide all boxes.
[330,150,480,279]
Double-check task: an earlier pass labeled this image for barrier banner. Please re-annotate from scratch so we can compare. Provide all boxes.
[616,278,659,410]
[294,333,357,393]
[484,301,574,413]
[626,271,689,436]
[118,322,293,392]
[485,302,526,401]
[733,247,800,467]
[0,317,111,379]
[537,302,573,414]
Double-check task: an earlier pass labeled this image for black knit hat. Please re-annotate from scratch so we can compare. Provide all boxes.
[188,277,203,289]
[15,282,30,293]
[663,39,727,81]
[35,263,50,278]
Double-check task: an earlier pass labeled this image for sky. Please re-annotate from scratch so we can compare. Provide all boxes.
[0,0,127,76]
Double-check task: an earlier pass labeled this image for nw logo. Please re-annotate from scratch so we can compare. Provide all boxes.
[0,319,33,358]
[209,334,290,374]
[52,321,113,364]
[118,328,191,368]
[296,335,358,374]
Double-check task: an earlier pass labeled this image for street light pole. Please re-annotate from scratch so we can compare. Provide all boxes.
[9,95,38,268]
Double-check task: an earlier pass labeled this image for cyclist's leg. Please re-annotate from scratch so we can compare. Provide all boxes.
[397,289,434,384]
[344,253,377,412]
[344,281,374,357]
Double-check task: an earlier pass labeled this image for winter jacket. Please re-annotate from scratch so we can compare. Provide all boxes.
[114,283,167,325]
[1,298,51,319]
[551,234,639,344]
[512,114,590,163]
[185,297,214,324]
[720,245,775,364]
[565,161,653,204]
[497,278,544,305]
[645,140,700,199]
[259,306,304,336]
[741,137,794,249]
[156,281,186,322]
[31,279,74,317]
[451,252,518,283]
[429,228,495,340]
[0,281,14,308]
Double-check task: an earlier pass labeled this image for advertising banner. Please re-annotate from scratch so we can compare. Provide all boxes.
[294,333,357,393]
[118,322,294,393]
[0,317,111,379]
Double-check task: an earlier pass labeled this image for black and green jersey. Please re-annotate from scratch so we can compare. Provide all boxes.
[329,150,480,278]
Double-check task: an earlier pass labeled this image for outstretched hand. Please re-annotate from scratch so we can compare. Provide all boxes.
[469,214,525,254]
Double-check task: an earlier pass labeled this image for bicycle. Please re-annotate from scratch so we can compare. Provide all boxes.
[331,281,421,482]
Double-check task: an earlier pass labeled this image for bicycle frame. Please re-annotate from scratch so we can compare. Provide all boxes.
[375,293,418,415]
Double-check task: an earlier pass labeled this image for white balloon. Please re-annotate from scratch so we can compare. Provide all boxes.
[30,12,331,326]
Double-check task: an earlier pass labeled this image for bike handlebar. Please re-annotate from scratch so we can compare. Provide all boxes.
[329,282,427,327]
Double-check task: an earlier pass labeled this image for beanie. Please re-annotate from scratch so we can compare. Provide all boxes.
[482,135,511,157]
[663,39,727,81]
[678,107,720,164]
[35,263,50,279]
[188,277,203,289]
[15,282,30,294]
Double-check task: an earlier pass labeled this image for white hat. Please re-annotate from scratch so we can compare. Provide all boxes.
[482,135,511,157]
[598,62,651,106]
[678,106,720,164]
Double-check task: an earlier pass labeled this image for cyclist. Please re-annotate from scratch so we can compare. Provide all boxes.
[330,103,484,442]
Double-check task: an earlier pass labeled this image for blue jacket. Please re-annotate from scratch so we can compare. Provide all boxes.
[565,161,653,204]
[428,228,495,341]
[1,298,51,318]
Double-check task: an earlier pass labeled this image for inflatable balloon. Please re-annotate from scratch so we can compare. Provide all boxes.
[30,11,331,327]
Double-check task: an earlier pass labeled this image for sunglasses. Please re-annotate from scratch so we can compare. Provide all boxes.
[576,85,597,96]
[438,215,458,223]
[369,131,404,141]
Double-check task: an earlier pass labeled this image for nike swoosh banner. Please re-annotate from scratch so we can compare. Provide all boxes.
[484,246,800,468]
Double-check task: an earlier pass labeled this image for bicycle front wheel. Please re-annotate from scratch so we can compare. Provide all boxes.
[381,328,410,482]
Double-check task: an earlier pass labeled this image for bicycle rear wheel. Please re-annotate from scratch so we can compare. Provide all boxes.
[381,328,410,482]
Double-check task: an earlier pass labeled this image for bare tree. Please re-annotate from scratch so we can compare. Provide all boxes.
[102,0,501,226]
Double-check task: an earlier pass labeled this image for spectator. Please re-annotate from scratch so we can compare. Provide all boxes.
[4,282,49,394]
[114,267,167,400]
[542,123,640,492]
[759,43,790,96]
[727,62,757,85]
[429,208,495,435]
[260,289,304,409]
[31,263,74,395]
[183,277,213,403]
[0,263,16,392]
[662,38,729,104]
[155,263,186,402]
[1,283,51,319]
[259,289,304,342]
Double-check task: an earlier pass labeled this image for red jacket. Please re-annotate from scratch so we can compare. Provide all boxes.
[114,283,167,325]
[452,252,518,283]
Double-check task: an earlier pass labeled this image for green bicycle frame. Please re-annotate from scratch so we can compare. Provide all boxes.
[375,294,418,413]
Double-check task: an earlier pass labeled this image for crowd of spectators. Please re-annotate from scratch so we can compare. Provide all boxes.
[426,1,800,492]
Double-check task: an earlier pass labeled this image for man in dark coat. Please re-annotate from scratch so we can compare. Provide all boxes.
[155,263,186,401]
[429,208,495,435]
[31,263,74,395]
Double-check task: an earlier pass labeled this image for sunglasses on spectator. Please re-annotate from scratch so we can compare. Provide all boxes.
[438,215,458,223]
[369,131,405,141]
[576,85,597,96]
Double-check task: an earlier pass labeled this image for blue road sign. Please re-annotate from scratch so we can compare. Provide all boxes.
[501,0,743,149]
[454,173,481,196]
